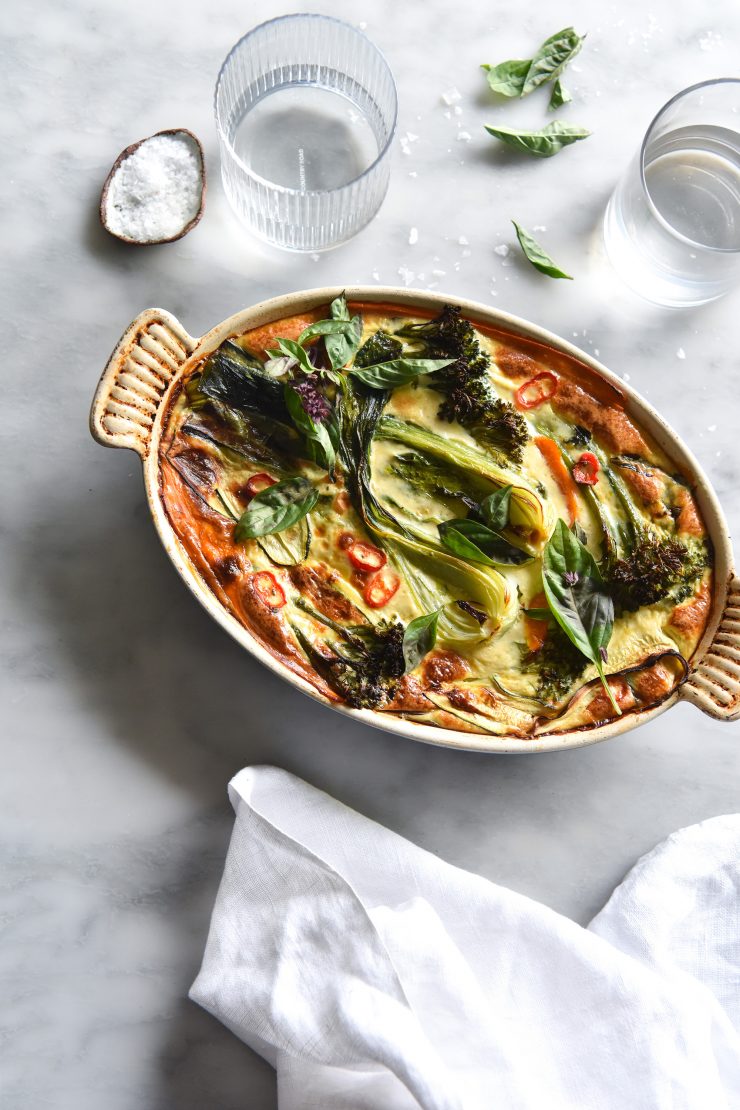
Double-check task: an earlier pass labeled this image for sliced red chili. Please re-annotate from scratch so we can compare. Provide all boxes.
[347,541,387,573]
[515,371,558,410]
[572,451,600,486]
[252,571,286,609]
[246,472,277,497]
[363,568,401,609]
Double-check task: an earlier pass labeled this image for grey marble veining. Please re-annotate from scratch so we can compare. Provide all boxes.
[2,1,740,1107]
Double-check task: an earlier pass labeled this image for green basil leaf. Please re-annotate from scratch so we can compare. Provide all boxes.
[325,316,362,370]
[512,222,573,280]
[284,385,336,473]
[521,27,584,96]
[295,295,362,370]
[481,28,583,101]
[481,58,531,98]
[349,357,455,389]
[235,476,318,540]
[438,521,497,565]
[438,519,531,566]
[330,292,351,322]
[548,77,572,111]
[542,519,620,713]
[484,121,590,158]
[267,338,316,376]
[298,318,357,344]
[402,610,441,673]
[479,485,513,532]
[523,607,552,621]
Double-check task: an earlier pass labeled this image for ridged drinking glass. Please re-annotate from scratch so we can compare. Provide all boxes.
[604,79,740,307]
[215,14,398,252]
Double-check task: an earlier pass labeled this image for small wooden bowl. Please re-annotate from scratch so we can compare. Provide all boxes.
[99,128,206,245]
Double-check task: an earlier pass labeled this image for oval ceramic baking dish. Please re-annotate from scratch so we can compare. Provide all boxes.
[90,288,740,753]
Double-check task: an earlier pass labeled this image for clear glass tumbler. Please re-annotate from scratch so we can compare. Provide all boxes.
[604,79,740,307]
[215,14,398,252]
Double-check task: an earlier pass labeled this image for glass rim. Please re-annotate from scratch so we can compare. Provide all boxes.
[639,77,740,255]
[214,13,398,199]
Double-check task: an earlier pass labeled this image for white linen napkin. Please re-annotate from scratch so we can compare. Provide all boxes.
[190,766,740,1110]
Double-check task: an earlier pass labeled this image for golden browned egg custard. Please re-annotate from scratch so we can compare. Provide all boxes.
[159,297,712,738]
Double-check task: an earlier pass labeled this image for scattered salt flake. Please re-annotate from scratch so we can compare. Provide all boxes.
[453,105,463,116]
[441,87,461,105]
[458,235,469,246]
[490,290,498,297]
[408,171,418,178]
[699,30,722,51]
[707,424,717,432]
[494,244,509,257]
[397,266,416,286]
[453,262,461,271]
[408,227,419,245]
[594,349,600,356]
[358,20,367,29]
[457,131,472,143]
[417,272,426,281]
[371,270,381,281]
[399,132,419,156]
[432,268,446,277]
[461,249,471,258]
[533,225,547,232]
[310,253,320,262]
[443,110,452,120]
[676,348,686,359]
[623,373,631,382]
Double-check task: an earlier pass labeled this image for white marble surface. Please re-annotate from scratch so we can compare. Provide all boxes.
[3,1,740,1106]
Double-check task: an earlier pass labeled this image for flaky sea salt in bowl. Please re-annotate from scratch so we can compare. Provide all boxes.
[100,128,206,245]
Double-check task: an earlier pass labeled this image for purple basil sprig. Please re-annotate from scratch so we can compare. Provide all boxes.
[292,378,332,424]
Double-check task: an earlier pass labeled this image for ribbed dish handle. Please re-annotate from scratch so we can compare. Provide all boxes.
[682,575,740,721]
[90,308,197,458]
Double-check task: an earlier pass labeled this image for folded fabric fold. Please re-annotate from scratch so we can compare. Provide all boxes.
[190,767,740,1110]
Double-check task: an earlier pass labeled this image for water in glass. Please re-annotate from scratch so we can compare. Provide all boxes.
[232,83,380,192]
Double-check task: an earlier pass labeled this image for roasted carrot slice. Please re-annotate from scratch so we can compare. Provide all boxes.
[524,590,549,652]
[534,435,579,527]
